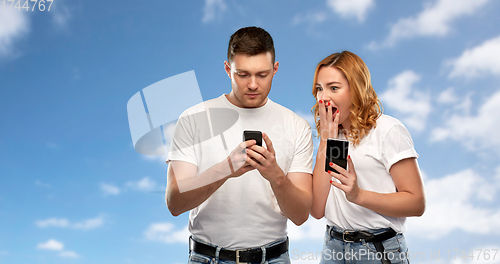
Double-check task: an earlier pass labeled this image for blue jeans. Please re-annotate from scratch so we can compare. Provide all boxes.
[188,236,291,264]
[320,225,410,264]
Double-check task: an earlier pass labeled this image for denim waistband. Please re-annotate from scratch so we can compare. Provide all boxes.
[327,224,395,236]
[190,235,288,251]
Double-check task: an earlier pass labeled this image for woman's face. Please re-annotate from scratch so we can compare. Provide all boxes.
[315,66,352,130]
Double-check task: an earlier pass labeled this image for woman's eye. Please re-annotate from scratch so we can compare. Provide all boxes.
[316,86,323,91]
[330,86,338,90]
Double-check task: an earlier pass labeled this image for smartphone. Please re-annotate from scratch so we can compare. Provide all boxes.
[325,138,349,173]
[243,130,262,146]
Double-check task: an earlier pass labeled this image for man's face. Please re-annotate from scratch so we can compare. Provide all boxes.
[224,52,279,108]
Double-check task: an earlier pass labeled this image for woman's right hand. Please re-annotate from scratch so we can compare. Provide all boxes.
[318,100,340,140]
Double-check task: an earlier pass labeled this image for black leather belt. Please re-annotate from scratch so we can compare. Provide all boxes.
[328,225,397,243]
[328,225,397,264]
[189,237,288,263]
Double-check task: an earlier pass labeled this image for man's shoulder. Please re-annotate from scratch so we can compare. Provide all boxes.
[269,100,312,128]
[180,96,224,116]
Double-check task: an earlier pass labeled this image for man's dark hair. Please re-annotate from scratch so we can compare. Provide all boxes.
[227,26,275,63]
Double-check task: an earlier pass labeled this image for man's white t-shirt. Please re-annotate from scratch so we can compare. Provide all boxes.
[167,94,313,249]
[325,114,419,233]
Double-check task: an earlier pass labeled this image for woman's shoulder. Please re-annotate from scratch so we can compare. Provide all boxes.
[372,114,409,136]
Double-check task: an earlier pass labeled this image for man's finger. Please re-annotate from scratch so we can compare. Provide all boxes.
[245,149,263,169]
[262,132,275,155]
[246,148,265,163]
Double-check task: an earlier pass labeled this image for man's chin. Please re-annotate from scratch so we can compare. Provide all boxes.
[242,97,266,108]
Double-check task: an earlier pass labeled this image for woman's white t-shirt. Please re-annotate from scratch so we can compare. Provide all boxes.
[325,114,419,232]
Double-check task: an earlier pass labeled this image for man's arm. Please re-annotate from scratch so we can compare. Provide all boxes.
[166,160,228,216]
[245,133,312,225]
[269,172,312,226]
[166,141,256,216]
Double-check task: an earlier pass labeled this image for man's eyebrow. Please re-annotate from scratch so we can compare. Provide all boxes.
[235,69,273,73]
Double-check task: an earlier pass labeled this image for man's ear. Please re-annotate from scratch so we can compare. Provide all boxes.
[224,61,231,78]
[273,61,279,76]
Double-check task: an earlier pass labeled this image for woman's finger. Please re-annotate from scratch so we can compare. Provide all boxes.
[328,170,347,185]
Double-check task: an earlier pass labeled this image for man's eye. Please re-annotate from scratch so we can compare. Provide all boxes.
[238,73,248,77]
[258,74,268,78]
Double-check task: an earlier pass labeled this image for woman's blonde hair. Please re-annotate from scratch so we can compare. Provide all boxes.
[311,51,382,146]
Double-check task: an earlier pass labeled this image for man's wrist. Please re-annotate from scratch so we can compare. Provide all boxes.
[214,158,232,179]
[269,171,287,188]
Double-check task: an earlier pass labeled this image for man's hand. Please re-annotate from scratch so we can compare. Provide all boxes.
[245,133,286,183]
[226,139,257,178]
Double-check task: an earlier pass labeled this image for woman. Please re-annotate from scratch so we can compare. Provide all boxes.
[311,51,425,264]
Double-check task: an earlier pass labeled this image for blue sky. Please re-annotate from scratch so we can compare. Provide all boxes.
[1,0,500,263]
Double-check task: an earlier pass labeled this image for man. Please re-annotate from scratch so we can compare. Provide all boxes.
[166,26,313,264]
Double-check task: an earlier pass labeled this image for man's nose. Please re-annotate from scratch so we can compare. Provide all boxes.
[248,77,258,89]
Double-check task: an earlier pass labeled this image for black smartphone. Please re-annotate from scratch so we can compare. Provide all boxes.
[243,130,262,146]
[325,138,349,173]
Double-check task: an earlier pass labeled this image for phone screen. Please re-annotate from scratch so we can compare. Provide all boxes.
[243,130,262,146]
[325,138,349,173]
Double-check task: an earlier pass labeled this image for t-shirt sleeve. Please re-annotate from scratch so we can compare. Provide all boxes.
[381,122,419,173]
[166,112,198,166]
[288,119,314,174]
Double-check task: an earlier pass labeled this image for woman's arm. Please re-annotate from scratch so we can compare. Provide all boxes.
[329,157,426,217]
[311,139,331,219]
[311,100,340,219]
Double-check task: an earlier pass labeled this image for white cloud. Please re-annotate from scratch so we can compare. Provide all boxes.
[326,0,374,23]
[379,71,431,131]
[50,0,72,30]
[36,240,80,258]
[37,239,64,251]
[407,167,500,239]
[45,142,61,149]
[142,152,167,163]
[447,35,500,79]
[431,91,500,154]
[202,0,226,23]
[292,11,328,26]
[287,218,326,241]
[437,87,459,104]
[126,177,159,192]
[35,180,52,188]
[36,218,70,228]
[72,216,104,230]
[36,216,104,230]
[100,183,120,196]
[59,251,79,258]
[0,9,29,59]
[144,222,189,244]
[368,0,491,49]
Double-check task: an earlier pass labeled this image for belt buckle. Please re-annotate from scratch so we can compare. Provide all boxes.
[235,249,247,264]
[343,230,356,243]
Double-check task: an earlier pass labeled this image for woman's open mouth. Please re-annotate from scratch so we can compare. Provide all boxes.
[326,106,338,113]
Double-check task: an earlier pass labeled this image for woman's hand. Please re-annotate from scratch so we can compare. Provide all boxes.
[327,155,362,204]
[318,100,340,140]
